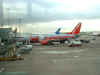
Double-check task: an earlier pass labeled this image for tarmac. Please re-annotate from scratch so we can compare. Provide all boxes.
[1,36,100,75]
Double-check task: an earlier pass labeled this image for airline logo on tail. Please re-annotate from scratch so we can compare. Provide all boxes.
[65,22,82,35]
[72,22,82,35]
[56,22,82,35]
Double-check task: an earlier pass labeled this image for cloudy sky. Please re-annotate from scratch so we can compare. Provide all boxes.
[1,0,100,33]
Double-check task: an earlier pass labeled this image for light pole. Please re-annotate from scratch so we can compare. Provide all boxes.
[6,8,10,26]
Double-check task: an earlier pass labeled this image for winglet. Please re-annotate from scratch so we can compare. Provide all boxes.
[55,28,61,34]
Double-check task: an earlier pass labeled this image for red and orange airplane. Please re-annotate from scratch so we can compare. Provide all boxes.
[30,22,82,45]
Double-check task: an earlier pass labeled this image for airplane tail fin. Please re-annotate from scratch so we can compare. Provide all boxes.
[55,28,61,34]
[72,22,82,35]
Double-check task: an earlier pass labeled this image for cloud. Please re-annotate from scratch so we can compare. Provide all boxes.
[1,0,100,25]
[29,0,100,23]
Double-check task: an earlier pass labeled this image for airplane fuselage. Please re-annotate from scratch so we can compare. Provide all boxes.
[30,33,75,43]
[39,34,75,45]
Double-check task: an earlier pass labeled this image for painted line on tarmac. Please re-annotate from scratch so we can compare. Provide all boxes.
[39,49,84,54]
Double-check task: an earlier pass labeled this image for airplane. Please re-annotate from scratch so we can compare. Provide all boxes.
[91,32,100,36]
[30,27,61,43]
[39,22,82,45]
[30,22,82,45]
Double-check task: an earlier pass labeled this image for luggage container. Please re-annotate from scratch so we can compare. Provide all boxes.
[16,41,23,48]
[19,45,32,53]
[68,40,82,47]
